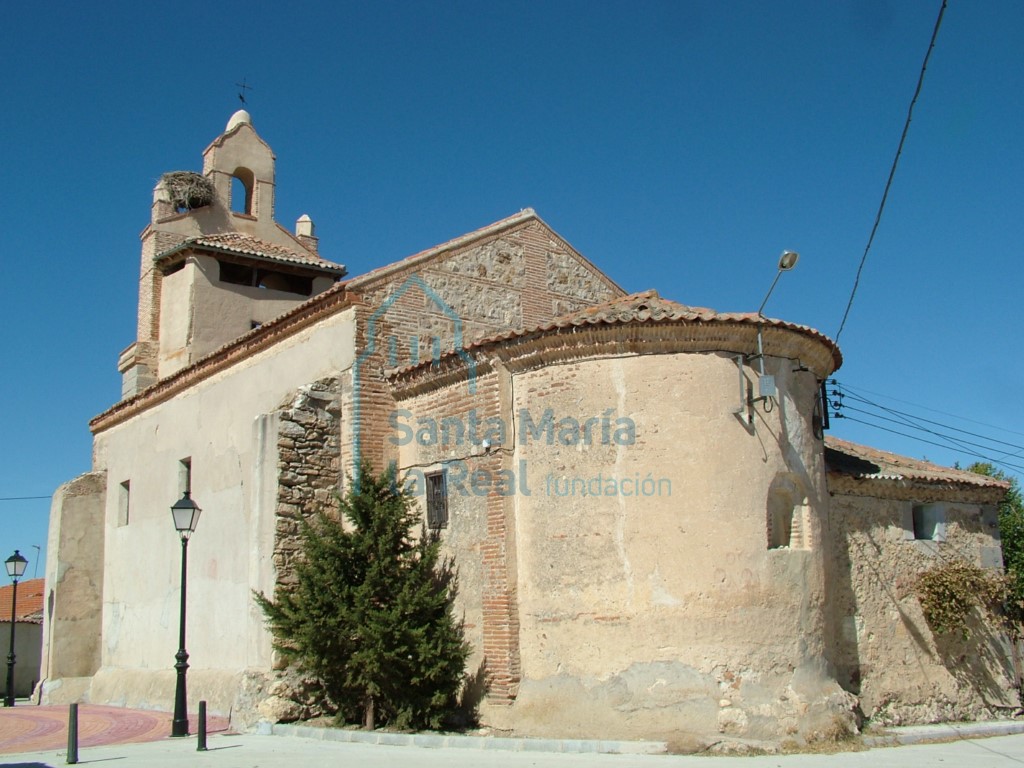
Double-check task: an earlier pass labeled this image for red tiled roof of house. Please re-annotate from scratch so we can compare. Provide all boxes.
[824,436,1009,490]
[0,578,45,624]
[156,232,346,275]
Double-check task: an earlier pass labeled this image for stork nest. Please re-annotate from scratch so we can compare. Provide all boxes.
[161,171,215,211]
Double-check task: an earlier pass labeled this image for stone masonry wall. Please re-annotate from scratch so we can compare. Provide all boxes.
[825,493,1017,725]
[273,377,342,587]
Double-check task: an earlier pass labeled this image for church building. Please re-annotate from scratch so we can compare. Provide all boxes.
[42,112,1015,746]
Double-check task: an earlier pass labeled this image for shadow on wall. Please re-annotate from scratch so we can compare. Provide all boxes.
[454,659,489,728]
[933,614,1020,712]
[823,500,1018,721]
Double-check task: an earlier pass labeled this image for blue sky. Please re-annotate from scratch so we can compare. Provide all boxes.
[2,1,1022,573]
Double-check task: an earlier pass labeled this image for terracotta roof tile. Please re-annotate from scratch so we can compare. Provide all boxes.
[824,436,1009,490]
[392,289,841,375]
[156,233,346,274]
[0,578,45,624]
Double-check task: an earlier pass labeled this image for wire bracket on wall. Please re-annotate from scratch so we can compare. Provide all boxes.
[733,355,755,427]
[733,351,776,427]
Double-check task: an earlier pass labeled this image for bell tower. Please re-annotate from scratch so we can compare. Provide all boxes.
[117,112,345,398]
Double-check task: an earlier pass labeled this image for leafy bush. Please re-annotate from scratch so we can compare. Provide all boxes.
[916,558,1007,639]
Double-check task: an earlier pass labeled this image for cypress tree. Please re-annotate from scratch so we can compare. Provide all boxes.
[255,462,470,729]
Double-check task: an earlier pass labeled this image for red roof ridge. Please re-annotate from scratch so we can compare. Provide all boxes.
[156,231,346,274]
[824,435,1010,489]
[389,289,841,378]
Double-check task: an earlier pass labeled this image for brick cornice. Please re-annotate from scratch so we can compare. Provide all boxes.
[390,320,837,397]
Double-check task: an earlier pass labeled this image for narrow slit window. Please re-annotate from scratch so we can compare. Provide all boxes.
[426,471,448,530]
[118,480,131,527]
[179,457,192,495]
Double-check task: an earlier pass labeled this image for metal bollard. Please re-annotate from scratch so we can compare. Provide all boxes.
[197,700,208,751]
[66,702,79,764]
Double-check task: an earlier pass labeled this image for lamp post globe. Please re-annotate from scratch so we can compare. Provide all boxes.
[5,550,28,707]
[170,492,201,737]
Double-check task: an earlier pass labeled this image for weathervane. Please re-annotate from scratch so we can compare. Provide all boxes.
[236,77,253,105]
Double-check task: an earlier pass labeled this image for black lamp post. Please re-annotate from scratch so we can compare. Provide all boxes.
[170,492,201,737]
[5,550,28,707]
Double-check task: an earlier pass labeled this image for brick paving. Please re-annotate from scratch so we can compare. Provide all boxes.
[0,704,231,755]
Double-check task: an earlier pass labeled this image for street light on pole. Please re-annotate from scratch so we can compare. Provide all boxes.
[5,550,28,707]
[170,492,201,737]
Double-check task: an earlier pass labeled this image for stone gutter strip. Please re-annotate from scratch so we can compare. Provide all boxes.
[266,719,1024,754]
[862,719,1024,747]
[261,723,668,755]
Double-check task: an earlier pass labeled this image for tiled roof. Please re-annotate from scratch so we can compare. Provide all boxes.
[156,232,346,275]
[0,578,45,624]
[824,436,1009,490]
[399,289,841,372]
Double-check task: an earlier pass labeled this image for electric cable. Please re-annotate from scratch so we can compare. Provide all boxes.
[828,379,1024,474]
[841,382,1024,439]
[834,0,948,342]
[838,415,1024,475]
[840,392,1024,454]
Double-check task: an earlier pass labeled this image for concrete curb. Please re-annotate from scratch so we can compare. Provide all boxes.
[261,722,668,754]
[863,719,1024,747]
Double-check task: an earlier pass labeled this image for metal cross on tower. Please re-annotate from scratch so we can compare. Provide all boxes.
[235,77,253,105]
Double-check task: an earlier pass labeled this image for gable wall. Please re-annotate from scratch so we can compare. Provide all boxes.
[347,218,622,476]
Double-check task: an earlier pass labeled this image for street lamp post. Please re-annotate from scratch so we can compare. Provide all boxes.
[170,492,201,737]
[5,550,28,707]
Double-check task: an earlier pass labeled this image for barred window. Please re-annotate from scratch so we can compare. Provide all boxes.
[426,471,448,529]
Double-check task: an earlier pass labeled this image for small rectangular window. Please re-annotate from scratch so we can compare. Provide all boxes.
[179,457,192,495]
[912,503,946,542]
[218,260,255,287]
[118,480,131,526]
[426,471,448,529]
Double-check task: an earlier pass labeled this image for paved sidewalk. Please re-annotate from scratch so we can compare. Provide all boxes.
[4,731,1024,768]
[0,704,231,756]
[4,706,1024,768]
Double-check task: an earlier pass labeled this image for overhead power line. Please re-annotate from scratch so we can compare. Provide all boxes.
[834,0,948,343]
[838,383,1024,439]
[828,380,1024,476]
